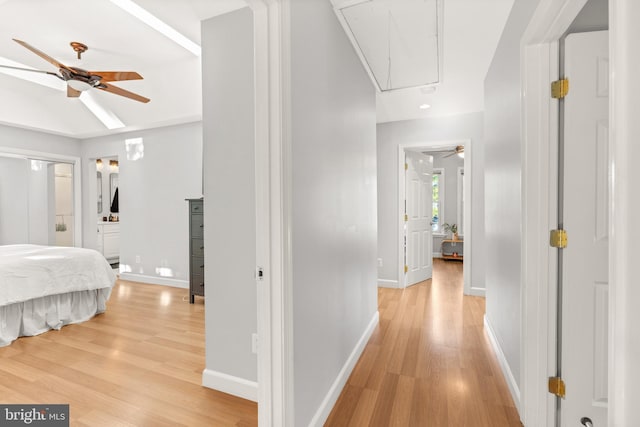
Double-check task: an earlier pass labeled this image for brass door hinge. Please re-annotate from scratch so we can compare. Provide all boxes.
[550,229,568,248]
[405,163,408,170]
[404,265,408,273]
[404,214,408,222]
[551,79,569,99]
[548,376,566,398]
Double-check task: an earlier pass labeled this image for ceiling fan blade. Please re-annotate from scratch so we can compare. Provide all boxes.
[0,63,62,79]
[89,71,143,82]
[97,82,150,103]
[12,39,71,71]
[443,146,464,158]
[67,85,81,98]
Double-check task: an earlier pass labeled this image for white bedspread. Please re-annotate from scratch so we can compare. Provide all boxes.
[0,244,117,307]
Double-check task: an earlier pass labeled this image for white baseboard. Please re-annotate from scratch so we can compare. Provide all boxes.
[378,279,399,288]
[202,369,258,402]
[484,315,521,412]
[433,252,443,258]
[465,286,486,297]
[118,273,188,289]
[308,311,380,427]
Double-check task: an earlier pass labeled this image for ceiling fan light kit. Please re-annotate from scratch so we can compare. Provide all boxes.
[0,38,150,103]
[67,79,93,92]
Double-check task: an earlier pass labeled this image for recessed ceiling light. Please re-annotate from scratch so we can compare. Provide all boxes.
[109,0,201,56]
[419,104,431,110]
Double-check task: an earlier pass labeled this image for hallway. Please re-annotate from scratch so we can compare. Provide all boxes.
[326,259,521,426]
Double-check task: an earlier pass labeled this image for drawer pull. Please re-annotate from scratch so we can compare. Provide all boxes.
[194,206,200,210]
[200,246,204,250]
[199,224,204,228]
[200,265,204,268]
[200,283,204,287]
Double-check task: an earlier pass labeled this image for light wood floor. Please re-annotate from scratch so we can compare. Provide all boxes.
[0,280,257,426]
[0,261,520,426]
[325,259,522,427]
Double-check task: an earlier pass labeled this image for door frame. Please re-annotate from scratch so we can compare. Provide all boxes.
[397,140,473,293]
[248,0,294,426]
[519,1,626,425]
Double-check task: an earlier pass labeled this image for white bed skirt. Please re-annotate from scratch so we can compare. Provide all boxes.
[0,287,112,347]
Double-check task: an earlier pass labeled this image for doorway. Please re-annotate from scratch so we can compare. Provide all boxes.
[397,140,473,294]
[520,0,611,425]
[0,147,82,247]
[93,156,120,269]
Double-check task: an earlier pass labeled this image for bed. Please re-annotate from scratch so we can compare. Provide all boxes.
[0,244,117,347]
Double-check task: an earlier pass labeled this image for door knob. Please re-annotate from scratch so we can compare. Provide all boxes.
[580,417,593,427]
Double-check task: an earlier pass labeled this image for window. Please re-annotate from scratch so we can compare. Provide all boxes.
[432,168,444,233]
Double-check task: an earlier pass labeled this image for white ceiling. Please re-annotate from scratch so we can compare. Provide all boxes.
[376,0,514,123]
[336,0,441,91]
[0,0,513,138]
[0,0,245,138]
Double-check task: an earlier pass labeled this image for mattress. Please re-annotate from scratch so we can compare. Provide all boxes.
[0,244,117,347]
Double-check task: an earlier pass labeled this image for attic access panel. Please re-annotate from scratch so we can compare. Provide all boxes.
[333,0,442,92]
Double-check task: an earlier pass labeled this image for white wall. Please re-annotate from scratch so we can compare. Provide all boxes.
[377,112,485,289]
[483,0,541,393]
[290,1,378,424]
[201,7,258,390]
[568,0,608,33]
[0,124,80,156]
[80,122,203,286]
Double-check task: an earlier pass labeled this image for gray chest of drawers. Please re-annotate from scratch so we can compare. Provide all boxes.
[187,198,204,303]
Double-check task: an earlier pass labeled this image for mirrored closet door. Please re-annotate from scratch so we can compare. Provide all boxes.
[0,154,75,246]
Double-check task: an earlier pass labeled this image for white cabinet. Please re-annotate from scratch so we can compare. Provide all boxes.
[97,222,119,263]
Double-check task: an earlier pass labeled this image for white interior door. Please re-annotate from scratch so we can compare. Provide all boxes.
[405,151,433,286]
[562,30,608,427]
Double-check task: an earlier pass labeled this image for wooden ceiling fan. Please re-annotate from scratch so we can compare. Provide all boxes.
[0,39,150,103]
[425,145,464,158]
[443,145,464,158]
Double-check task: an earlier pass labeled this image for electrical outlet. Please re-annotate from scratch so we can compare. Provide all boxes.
[135,255,141,263]
[251,333,258,354]
[378,258,383,267]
